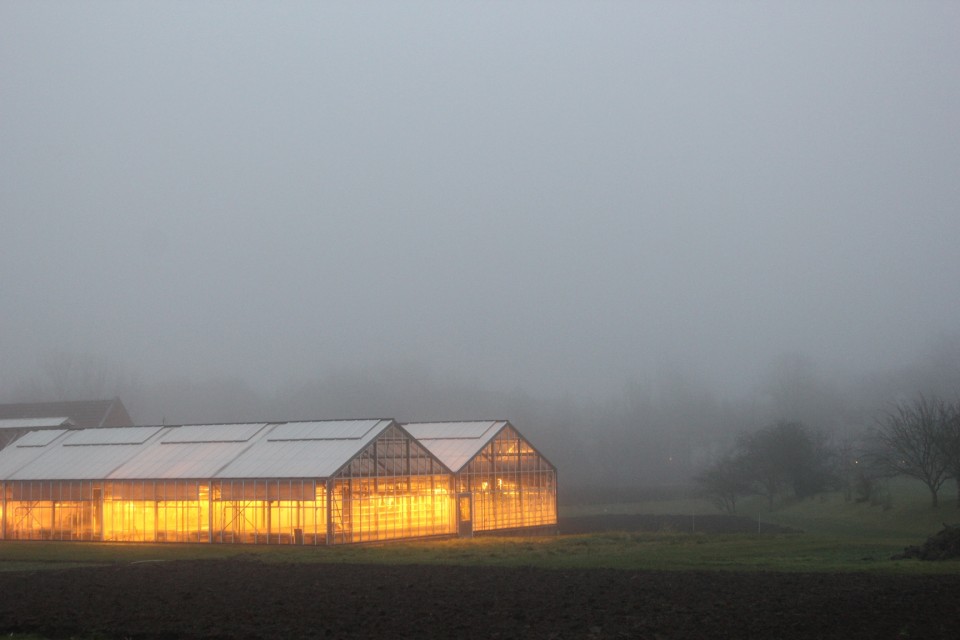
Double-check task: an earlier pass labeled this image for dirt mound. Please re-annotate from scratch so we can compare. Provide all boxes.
[559,513,798,535]
[893,524,960,560]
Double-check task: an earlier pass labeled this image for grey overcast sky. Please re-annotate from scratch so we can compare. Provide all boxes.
[2,1,959,400]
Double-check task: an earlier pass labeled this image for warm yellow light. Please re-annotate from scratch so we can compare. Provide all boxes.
[2,466,554,544]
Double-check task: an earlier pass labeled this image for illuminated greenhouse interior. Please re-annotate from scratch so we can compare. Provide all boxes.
[456,425,557,531]
[404,421,558,534]
[0,420,557,544]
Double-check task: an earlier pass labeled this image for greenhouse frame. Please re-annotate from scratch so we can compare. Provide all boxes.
[0,419,557,544]
[404,421,558,536]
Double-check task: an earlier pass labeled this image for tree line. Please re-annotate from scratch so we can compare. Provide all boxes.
[697,394,960,512]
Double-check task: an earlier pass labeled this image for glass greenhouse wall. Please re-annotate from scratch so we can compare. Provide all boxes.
[0,425,458,544]
[2,479,321,543]
[1,476,456,544]
[456,425,557,532]
[212,479,324,544]
[328,424,455,543]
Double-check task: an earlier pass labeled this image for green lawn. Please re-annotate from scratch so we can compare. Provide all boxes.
[755,479,960,541]
[1,530,955,575]
[563,477,960,541]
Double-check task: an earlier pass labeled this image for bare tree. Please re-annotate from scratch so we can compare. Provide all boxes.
[738,421,831,509]
[695,455,750,514]
[696,421,832,512]
[874,395,951,507]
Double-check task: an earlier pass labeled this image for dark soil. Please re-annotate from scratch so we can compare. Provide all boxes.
[0,515,956,640]
[1,559,958,639]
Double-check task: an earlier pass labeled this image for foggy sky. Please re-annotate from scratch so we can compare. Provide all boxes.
[2,1,959,404]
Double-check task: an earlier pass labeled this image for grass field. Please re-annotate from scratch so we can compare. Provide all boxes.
[2,532,949,575]
[1,479,957,576]
[564,477,960,540]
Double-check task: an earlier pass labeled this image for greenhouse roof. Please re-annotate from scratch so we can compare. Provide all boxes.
[402,421,508,472]
[0,420,395,481]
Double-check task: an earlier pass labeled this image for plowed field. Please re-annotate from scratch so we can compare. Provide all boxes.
[1,560,958,639]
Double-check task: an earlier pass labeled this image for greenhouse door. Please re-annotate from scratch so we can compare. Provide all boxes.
[457,493,473,538]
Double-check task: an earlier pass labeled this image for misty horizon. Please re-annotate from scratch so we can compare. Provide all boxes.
[3,3,959,435]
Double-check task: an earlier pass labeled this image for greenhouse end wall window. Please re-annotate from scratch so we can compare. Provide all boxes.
[456,426,558,532]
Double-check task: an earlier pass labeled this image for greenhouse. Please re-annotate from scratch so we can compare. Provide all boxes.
[404,421,558,536]
[0,419,557,544]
